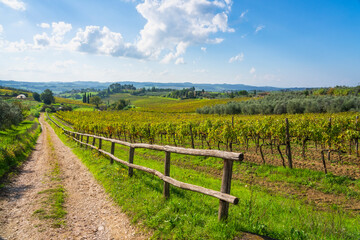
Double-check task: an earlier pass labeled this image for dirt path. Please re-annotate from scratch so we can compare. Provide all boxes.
[0,114,148,240]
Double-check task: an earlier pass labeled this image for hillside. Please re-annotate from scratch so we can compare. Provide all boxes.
[0,80,300,93]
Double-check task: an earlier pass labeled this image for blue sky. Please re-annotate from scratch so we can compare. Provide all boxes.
[0,0,359,88]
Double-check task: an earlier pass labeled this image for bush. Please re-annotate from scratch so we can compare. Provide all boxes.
[0,100,24,130]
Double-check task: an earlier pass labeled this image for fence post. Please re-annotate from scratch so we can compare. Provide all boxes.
[92,137,96,147]
[110,142,115,164]
[356,116,359,157]
[128,147,134,177]
[285,118,293,168]
[218,159,234,221]
[86,136,89,148]
[81,135,83,142]
[99,138,102,150]
[164,151,171,198]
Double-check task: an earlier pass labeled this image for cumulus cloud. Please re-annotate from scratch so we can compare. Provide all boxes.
[38,23,50,28]
[33,33,51,48]
[0,0,25,11]
[70,26,143,58]
[229,53,244,63]
[136,0,233,62]
[250,67,256,74]
[255,25,265,33]
[32,21,72,49]
[1,0,235,63]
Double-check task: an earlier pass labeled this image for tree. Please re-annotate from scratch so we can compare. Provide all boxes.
[40,89,55,104]
[33,92,41,102]
[90,96,102,108]
[83,93,87,103]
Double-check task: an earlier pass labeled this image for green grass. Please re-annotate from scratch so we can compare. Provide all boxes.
[0,118,41,179]
[101,144,360,202]
[48,118,360,239]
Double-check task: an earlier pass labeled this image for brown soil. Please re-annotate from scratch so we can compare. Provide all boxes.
[0,114,149,240]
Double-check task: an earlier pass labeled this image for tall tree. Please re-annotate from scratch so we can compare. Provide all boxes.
[40,89,55,104]
[33,92,41,102]
[83,92,87,103]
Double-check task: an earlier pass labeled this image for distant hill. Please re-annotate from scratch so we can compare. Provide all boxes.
[0,80,304,93]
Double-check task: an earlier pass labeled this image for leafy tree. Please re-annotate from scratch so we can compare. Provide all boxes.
[40,89,55,104]
[90,96,102,108]
[109,99,130,110]
[0,100,23,130]
[33,92,41,102]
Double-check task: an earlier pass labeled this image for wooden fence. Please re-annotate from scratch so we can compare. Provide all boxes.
[47,114,244,220]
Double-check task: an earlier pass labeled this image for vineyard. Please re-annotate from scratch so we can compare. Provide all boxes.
[55,111,360,179]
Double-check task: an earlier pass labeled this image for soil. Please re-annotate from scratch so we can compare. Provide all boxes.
[0,114,148,240]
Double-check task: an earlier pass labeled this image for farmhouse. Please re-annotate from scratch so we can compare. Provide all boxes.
[16,94,27,99]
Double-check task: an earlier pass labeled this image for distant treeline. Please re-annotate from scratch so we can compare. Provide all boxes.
[167,87,249,99]
[197,92,360,115]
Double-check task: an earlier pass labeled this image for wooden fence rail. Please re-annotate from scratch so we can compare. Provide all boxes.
[47,113,244,220]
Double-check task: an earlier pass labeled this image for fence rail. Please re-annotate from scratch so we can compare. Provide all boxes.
[47,113,244,220]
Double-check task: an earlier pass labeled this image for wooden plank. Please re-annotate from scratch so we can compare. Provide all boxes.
[69,136,239,204]
[218,159,234,221]
[50,119,244,161]
[164,152,171,198]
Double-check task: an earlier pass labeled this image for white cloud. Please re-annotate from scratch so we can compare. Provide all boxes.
[33,33,51,48]
[52,22,72,43]
[255,25,265,33]
[70,26,143,58]
[240,10,248,18]
[0,0,25,11]
[5,39,29,52]
[161,41,189,63]
[175,57,185,65]
[250,67,256,74]
[229,53,244,63]
[38,23,50,29]
[206,38,224,44]
[0,24,3,34]
[1,1,236,64]
[136,0,233,60]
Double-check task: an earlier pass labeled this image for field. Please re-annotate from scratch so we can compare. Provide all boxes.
[103,93,250,113]
[50,96,360,239]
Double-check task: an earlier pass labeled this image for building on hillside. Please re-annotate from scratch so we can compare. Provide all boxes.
[16,94,27,99]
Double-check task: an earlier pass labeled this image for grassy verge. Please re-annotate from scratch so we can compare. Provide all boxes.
[132,148,360,201]
[33,131,66,228]
[48,118,360,240]
[0,117,41,181]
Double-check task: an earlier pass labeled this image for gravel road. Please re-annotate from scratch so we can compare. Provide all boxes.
[0,114,148,240]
